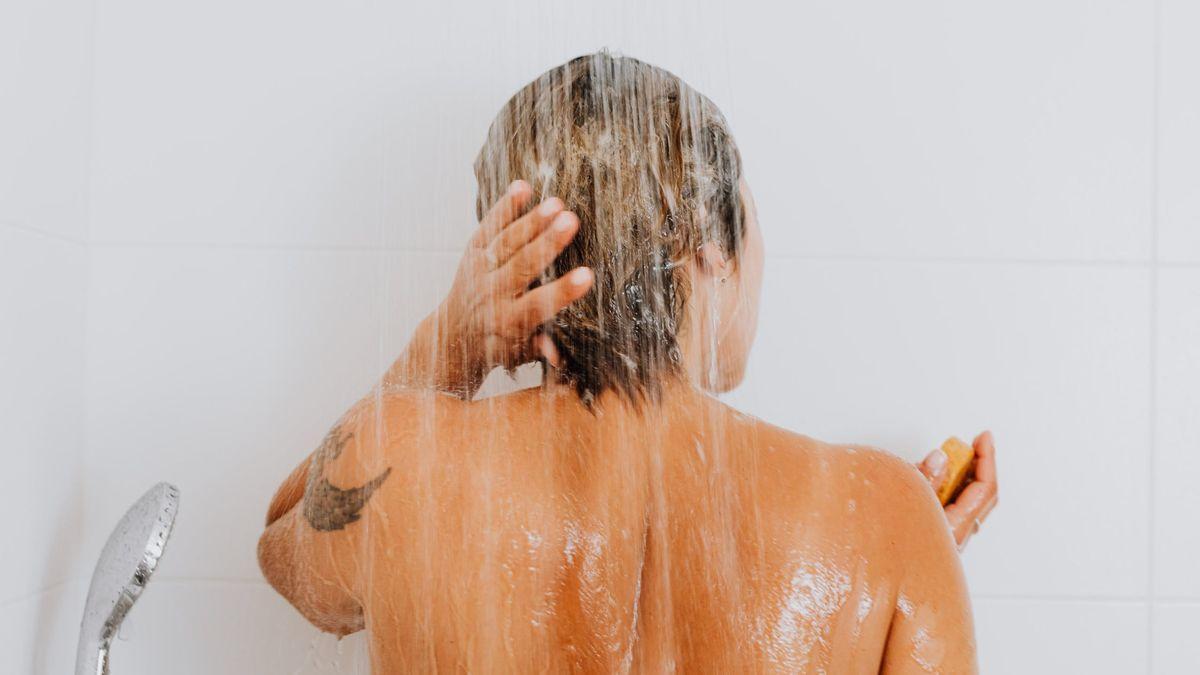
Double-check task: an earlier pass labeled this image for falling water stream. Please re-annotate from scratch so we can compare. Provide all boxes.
[268,51,966,674]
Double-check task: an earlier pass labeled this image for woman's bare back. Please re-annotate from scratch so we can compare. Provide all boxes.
[324,387,976,673]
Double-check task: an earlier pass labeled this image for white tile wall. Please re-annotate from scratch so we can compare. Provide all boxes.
[0,581,86,675]
[1154,604,1200,673]
[726,0,1155,263]
[8,0,1199,672]
[84,247,387,581]
[0,228,87,671]
[87,1,409,249]
[1,0,93,670]
[380,251,459,360]
[0,228,87,602]
[0,0,95,241]
[974,599,1148,674]
[1155,270,1200,599]
[1158,0,1200,262]
[1153,1,1200,665]
[728,259,1152,599]
[84,0,745,254]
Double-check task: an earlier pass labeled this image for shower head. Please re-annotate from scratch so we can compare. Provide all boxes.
[75,482,180,675]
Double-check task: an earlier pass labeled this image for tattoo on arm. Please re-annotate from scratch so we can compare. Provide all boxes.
[302,423,392,532]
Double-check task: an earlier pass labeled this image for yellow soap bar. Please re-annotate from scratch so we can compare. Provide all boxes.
[936,437,976,505]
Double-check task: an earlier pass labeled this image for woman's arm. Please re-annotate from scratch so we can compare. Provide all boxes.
[880,465,978,673]
[265,455,309,526]
[380,180,593,398]
[265,179,590,525]
[258,406,383,635]
[258,181,594,632]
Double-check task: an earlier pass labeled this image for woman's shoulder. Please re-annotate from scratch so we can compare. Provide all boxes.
[335,389,479,463]
[367,386,570,455]
[737,412,907,471]
[740,415,938,523]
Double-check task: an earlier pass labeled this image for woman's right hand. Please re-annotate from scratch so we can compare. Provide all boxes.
[918,431,999,551]
[395,180,593,397]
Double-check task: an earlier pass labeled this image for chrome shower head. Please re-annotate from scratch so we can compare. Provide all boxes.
[75,482,180,675]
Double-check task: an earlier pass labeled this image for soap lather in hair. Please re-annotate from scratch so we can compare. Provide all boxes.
[258,52,998,673]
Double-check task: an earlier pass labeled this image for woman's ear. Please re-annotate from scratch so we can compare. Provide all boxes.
[696,241,730,280]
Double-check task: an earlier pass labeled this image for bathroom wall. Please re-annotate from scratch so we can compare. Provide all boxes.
[0,0,95,672]
[18,0,1192,672]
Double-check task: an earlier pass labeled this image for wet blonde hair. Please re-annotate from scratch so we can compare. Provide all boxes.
[475,53,745,404]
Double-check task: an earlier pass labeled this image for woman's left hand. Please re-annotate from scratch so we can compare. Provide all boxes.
[385,180,593,398]
[918,431,999,551]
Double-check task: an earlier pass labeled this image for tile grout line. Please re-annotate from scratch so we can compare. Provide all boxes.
[1148,0,1162,670]
[1151,597,1200,607]
[86,240,452,254]
[972,594,1152,605]
[79,237,1200,271]
[0,579,74,610]
[1,220,87,246]
[769,253,1154,269]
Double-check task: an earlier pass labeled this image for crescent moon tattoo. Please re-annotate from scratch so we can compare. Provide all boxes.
[302,424,392,532]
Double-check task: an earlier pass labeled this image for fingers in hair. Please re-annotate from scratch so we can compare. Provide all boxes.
[499,210,579,287]
[485,197,566,269]
[473,180,533,247]
[504,267,593,335]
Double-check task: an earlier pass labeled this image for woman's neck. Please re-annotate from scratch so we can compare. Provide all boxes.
[539,367,715,422]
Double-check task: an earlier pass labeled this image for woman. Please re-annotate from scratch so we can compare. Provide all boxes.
[259,53,996,673]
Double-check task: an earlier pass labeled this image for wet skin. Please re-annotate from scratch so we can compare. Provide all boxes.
[259,180,978,672]
[260,385,974,673]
